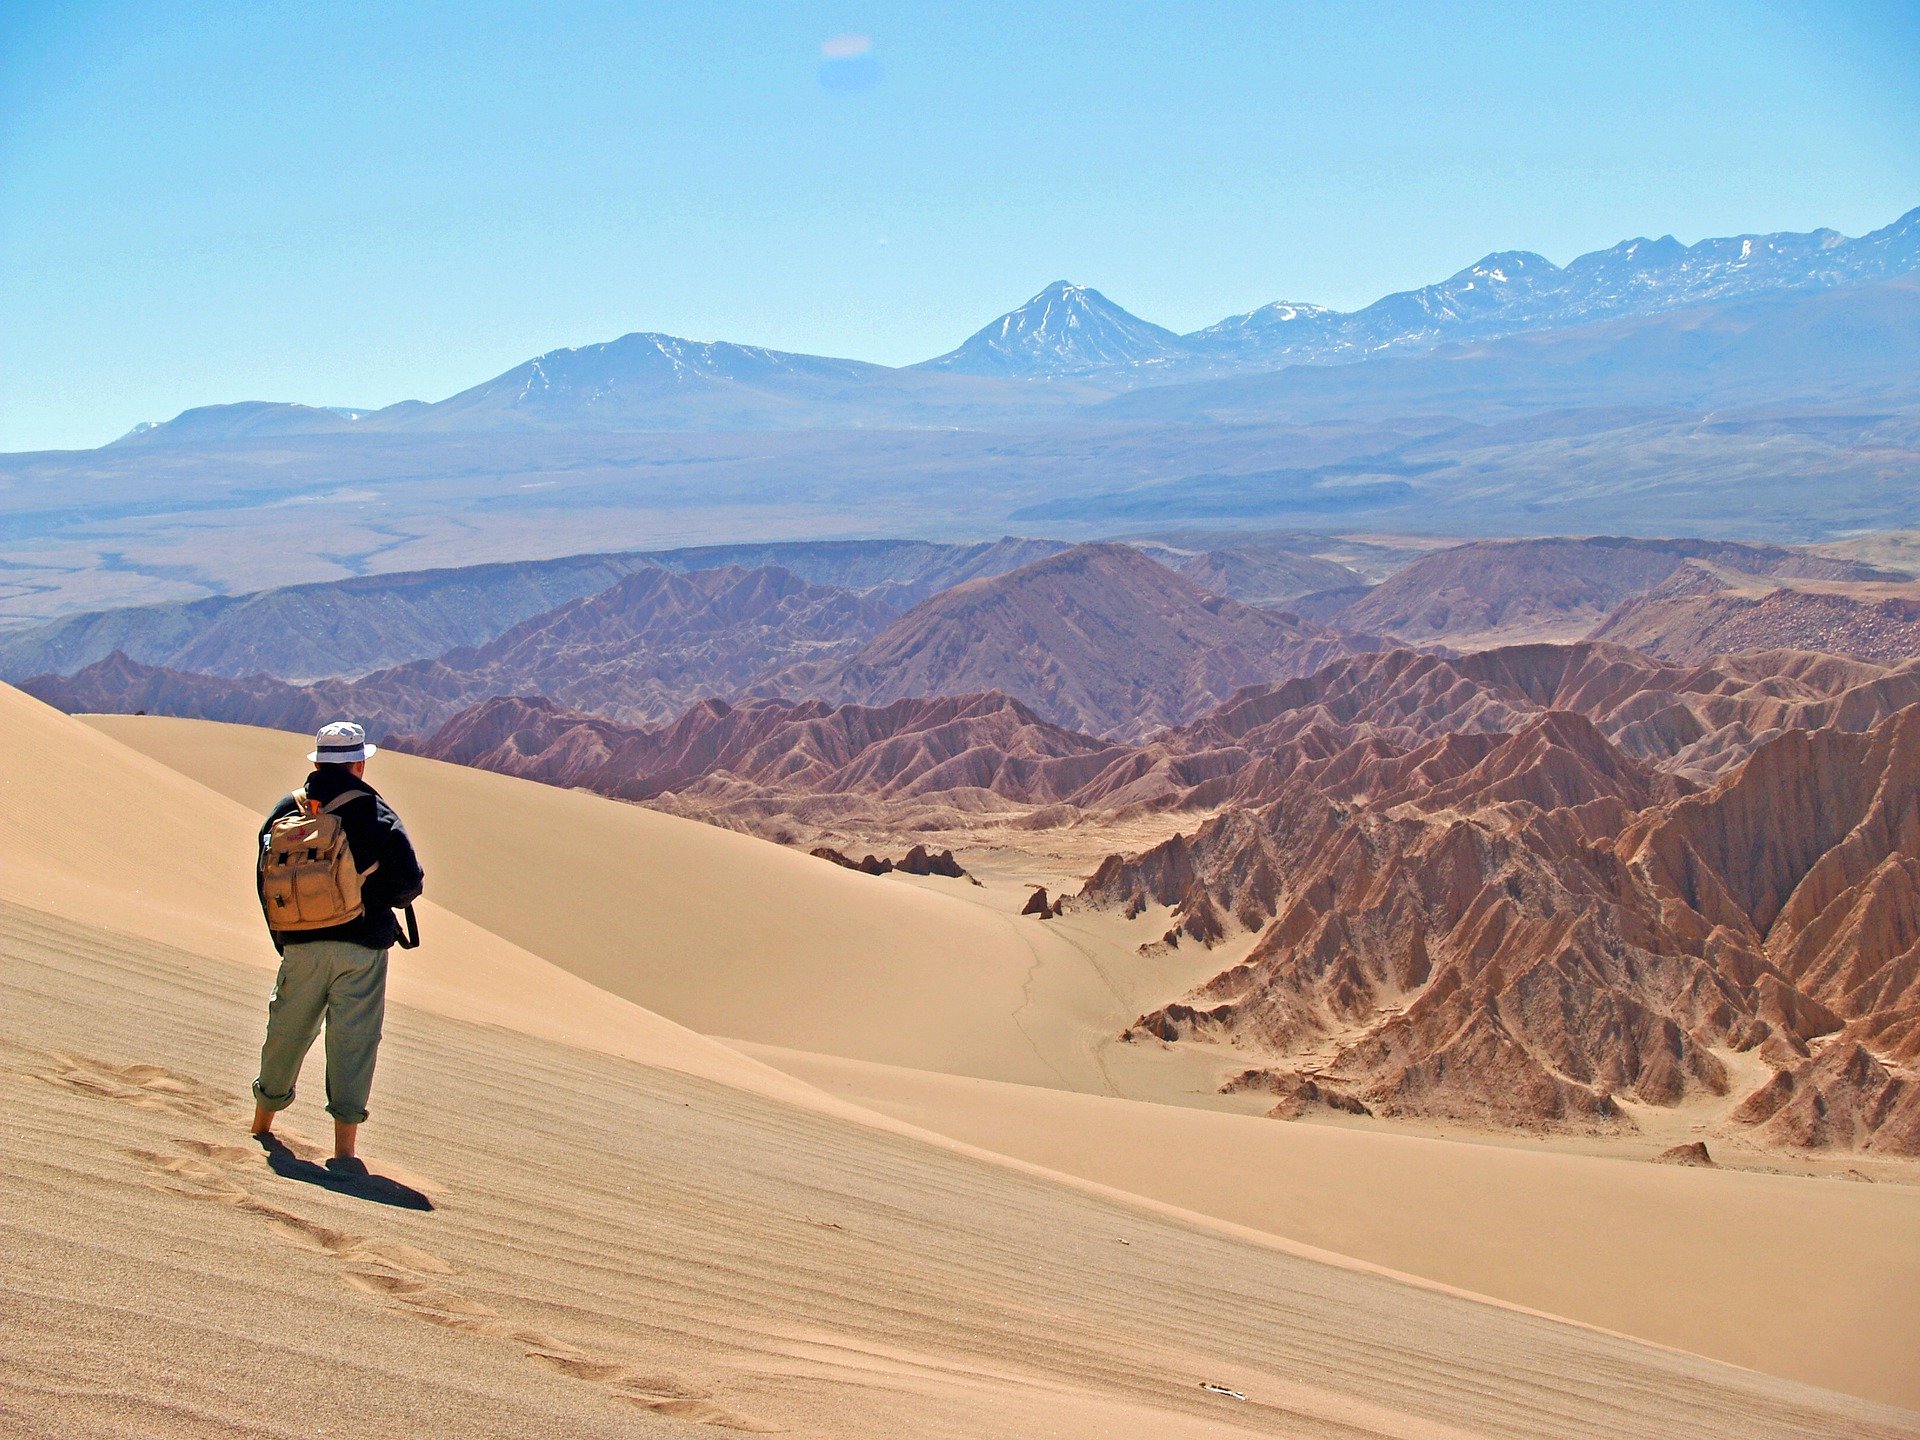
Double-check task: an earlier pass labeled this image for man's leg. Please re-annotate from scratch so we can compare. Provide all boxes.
[321,942,389,1159]
[251,946,329,1134]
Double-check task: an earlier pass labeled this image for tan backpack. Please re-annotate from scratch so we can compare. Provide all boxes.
[259,789,377,932]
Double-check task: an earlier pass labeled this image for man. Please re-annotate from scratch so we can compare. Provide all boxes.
[250,721,423,1168]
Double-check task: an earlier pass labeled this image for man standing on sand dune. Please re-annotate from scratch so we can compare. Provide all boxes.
[250,721,423,1171]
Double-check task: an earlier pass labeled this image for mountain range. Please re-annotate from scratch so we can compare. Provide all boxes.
[0,534,1378,685]
[10,206,1920,629]
[100,207,1920,442]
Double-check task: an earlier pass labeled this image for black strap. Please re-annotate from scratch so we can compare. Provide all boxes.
[395,904,421,950]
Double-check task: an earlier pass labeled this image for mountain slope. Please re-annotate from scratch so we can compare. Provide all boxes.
[0,553,669,683]
[1332,536,1899,648]
[913,281,1191,379]
[24,565,900,736]
[1102,279,1920,428]
[74,204,1920,451]
[775,543,1377,740]
[1591,565,1920,666]
[107,401,366,445]
[0,538,1071,684]
[350,563,897,729]
[396,329,1089,431]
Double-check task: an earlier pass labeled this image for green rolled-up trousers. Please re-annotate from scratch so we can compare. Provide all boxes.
[252,939,388,1124]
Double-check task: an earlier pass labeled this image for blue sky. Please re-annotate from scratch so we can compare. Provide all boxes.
[3,1,1917,451]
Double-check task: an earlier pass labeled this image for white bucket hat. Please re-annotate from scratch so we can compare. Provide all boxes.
[309,720,377,765]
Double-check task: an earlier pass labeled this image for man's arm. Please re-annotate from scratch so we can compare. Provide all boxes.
[368,797,425,908]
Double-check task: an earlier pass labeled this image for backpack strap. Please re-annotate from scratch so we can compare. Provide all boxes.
[315,788,381,879]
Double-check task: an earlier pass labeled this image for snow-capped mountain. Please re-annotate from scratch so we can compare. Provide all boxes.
[109,401,366,445]
[103,205,1920,443]
[425,332,892,427]
[913,281,1191,378]
[383,329,1094,432]
[1184,207,1920,369]
[911,207,1918,382]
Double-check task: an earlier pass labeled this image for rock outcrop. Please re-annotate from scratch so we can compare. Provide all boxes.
[1093,704,1920,1153]
[1653,1142,1715,1166]
[1022,888,1059,920]
[810,844,969,879]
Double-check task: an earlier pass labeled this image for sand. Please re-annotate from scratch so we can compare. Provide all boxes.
[82,714,1208,1094]
[84,712,1920,1408]
[3,694,1913,1435]
[746,1044,1920,1409]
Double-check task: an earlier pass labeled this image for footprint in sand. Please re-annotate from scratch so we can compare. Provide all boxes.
[128,1147,253,1203]
[38,1053,236,1121]
[124,1142,442,1268]
[523,1355,780,1432]
[100,1062,781,1434]
[337,1266,781,1431]
[37,1050,443,1200]
[176,1138,264,1164]
[617,1395,785,1431]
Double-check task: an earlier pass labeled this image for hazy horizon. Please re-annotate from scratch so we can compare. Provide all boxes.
[5,1,1919,450]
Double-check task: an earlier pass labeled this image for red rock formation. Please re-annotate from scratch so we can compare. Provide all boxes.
[810,844,968,879]
[401,690,1130,808]
[1334,536,1897,648]
[1592,562,1920,667]
[1022,887,1058,920]
[1731,1043,1920,1154]
[1221,1068,1373,1119]
[1094,704,1920,1153]
[1133,640,1920,795]
[897,844,968,878]
[811,846,895,876]
[1653,1142,1715,1166]
[768,543,1379,741]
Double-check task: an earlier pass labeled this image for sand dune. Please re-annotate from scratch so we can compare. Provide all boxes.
[81,708,1920,1413]
[25,900,1914,1439]
[82,712,1163,1092]
[749,1044,1920,1409]
[16,691,1914,1436]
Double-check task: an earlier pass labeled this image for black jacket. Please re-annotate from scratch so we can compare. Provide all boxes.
[258,767,425,951]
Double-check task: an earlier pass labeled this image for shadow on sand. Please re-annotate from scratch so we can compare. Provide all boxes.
[256,1134,433,1211]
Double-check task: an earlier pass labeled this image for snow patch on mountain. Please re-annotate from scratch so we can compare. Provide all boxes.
[913,281,1192,378]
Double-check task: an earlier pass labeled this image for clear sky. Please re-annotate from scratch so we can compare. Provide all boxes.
[4,0,1918,451]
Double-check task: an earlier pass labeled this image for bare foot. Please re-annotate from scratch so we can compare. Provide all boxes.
[251,1102,275,1137]
[333,1118,359,1161]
